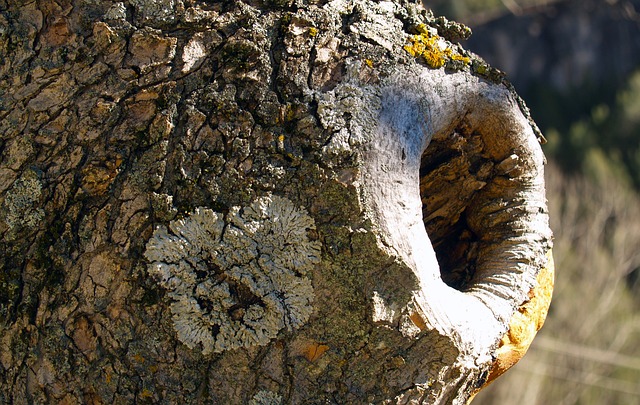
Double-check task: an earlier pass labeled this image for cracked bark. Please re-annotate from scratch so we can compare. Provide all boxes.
[0,0,552,404]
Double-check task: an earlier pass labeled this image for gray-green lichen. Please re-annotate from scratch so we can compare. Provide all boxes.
[104,2,127,22]
[1,169,44,241]
[130,0,176,27]
[249,390,283,405]
[316,63,382,161]
[144,195,321,354]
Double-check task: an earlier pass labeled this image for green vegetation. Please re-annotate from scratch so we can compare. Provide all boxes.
[544,69,640,190]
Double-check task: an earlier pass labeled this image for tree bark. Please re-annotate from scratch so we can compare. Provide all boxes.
[0,0,553,404]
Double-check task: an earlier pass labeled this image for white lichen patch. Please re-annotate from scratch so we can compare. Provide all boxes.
[371,291,396,324]
[316,70,381,159]
[144,195,321,354]
[130,0,176,26]
[182,34,206,73]
[348,1,404,52]
[104,2,127,21]
[250,390,283,405]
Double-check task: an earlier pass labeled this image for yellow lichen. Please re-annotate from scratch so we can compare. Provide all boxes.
[424,50,446,69]
[403,28,470,69]
[308,27,318,37]
[446,48,471,64]
[415,23,430,35]
[139,389,153,399]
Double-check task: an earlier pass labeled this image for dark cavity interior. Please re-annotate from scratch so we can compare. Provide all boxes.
[420,126,495,291]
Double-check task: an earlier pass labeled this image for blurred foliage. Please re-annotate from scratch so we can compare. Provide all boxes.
[426,0,503,19]
[545,69,640,190]
[425,0,559,23]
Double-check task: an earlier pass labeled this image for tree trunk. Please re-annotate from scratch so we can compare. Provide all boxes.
[0,0,553,403]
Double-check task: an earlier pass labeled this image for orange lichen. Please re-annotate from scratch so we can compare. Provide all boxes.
[303,342,330,362]
[482,251,555,391]
[409,311,427,331]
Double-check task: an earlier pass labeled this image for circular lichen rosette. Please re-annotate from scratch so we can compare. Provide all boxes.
[144,195,321,354]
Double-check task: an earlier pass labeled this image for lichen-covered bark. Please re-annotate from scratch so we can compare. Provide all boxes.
[0,1,552,404]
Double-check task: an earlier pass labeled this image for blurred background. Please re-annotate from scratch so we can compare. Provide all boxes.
[424,0,640,403]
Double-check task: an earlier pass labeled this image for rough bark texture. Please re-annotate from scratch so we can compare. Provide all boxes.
[0,0,552,404]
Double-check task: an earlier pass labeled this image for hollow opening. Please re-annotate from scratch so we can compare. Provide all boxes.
[420,126,495,291]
